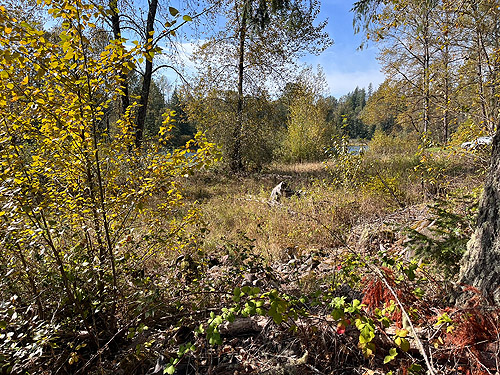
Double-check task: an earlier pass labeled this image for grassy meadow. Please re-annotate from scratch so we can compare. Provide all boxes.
[183,141,485,265]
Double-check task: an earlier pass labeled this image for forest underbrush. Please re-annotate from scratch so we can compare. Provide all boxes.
[3,0,500,373]
[2,145,499,375]
[118,144,498,375]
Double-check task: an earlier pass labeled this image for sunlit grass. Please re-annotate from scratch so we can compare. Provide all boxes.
[181,146,485,262]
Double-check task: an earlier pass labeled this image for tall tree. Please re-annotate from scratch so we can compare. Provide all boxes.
[107,0,194,147]
[458,0,500,133]
[281,66,334,162]
[354,0,500,141]
[0,1,215,371]
[109,0,130,115]
[457,1,500,304]
[354,0,500,304]
[144,79,166,138]
[459,130,500,304]
[191,0,331,171]
[333,88,372,139]
[184,86,283,170]
[365,0,440,135]
[360,80,402,133]
[165,88,195,146]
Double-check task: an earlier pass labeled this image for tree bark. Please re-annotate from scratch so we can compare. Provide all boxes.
[422,11,430,134]
[135,0,158,148]
[442,7,450,143]
[109,0,130,114]
[475,27,491,133]
[230,0,248,172]
[458,129,500,305]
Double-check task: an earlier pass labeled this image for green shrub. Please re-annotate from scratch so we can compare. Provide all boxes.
[325,134,366,188]
[281,95,333,162]
[0,4,215,373]
[367,129,419,156]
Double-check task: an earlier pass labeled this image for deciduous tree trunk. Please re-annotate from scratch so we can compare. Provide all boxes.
[134,0,158,148]
[108,0,158,148]
[109,0,130,115]
[459,130,500,305]
[230,0,248,172]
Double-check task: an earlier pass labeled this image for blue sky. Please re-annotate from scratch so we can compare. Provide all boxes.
[161,0,385,99]
[303,0,384,98]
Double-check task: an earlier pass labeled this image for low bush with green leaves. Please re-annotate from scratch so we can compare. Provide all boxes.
[367,129,420,157]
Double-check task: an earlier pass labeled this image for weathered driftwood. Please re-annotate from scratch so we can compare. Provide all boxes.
[270,181,295,202]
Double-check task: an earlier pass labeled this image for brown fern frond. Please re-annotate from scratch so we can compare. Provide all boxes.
[449,309,496,350]
[362,279,388,310]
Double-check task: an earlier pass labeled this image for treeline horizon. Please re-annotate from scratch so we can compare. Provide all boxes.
[142,73,376,166]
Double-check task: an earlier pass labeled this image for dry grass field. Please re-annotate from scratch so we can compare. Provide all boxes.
[183,145,486,264]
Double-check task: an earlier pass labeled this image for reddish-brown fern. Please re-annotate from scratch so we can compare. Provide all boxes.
[362,279,388,310]
[446,308,499,374]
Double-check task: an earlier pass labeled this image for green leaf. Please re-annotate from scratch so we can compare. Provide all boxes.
[232,287,241,302]
[362,342,375,357]
[208,331,221,345]
[169,7,179,16]
[331,308,344,320]
[164,364,175,374]
[409,363,422,374]
[183,15,192,21]
[399,337,410,352]
[226,312,235,323]
[413,287,424,298]
[359,333,370,344]
[383,348,398,364]
[396,328,408,338]
[359,325,375,343]
[380,317,391,328]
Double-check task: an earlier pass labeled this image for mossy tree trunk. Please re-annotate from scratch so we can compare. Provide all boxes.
[459,130,500,304]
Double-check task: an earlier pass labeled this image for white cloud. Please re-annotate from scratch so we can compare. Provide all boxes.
[173,40,200,65]
[159,40,203,69]
[325,69,385,98]
[300,33,385,98]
